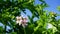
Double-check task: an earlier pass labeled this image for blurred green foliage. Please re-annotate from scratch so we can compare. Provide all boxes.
[57,6,60,11]
[0,0,60,34]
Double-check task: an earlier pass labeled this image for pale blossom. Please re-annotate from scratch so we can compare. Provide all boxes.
[22,17,28,28]
[47,23,57,33]
[16,16,28,28]
[16,16,23,25]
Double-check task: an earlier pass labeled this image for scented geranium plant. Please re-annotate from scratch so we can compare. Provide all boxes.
[0,0,60,34]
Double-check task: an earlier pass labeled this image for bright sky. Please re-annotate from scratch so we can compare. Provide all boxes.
[44,0,60,19]
[22,0,60,20]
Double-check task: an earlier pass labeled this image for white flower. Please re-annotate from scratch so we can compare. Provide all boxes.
[47,23,57,33]
[16,16,28,28]
[47,23,53,29]
[16,16,22,25]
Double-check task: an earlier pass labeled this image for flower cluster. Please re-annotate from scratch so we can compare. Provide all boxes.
[16,16,28,28]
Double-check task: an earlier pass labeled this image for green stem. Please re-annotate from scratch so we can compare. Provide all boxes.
[5,25,6,34]
[23,27,26,34]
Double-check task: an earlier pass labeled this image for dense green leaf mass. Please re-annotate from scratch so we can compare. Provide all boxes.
[0,0,60,34]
